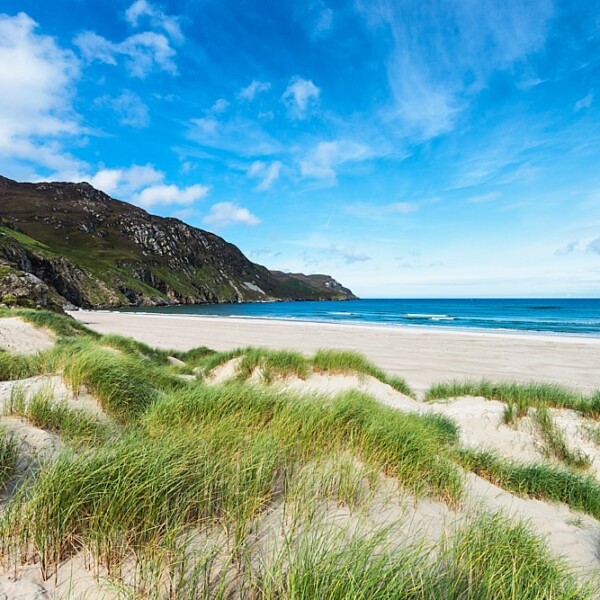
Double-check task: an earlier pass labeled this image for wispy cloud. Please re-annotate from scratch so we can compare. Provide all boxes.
[359,0,554,140]
[300,140,372,183]
[466,191,501,204]
[204,202,261,227]
[587,238,600,255]
[96,90,149,128]
[555,241,579,256]
[328,244,372,264]
[247,160,282,190]
[75,30,177,78]
[75,1,183,78]
[574,93,593,111]
[238,80,271,101]
[188,115,281,157]
[125,0,184,44]
[345,199,432,219]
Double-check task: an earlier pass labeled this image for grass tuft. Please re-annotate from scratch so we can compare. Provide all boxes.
[532,406,591,469]
[459,448,600,520]
[426,379,600,418]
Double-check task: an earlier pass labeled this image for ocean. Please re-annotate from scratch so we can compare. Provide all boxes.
[116,298,600,337]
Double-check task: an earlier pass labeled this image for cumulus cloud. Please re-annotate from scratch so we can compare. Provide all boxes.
[300,140,372,183]
[0,12,82,173]
[87,164,164,197]
[204,202,261,227]
[238,80,271,101]
[52,164,209,212]
[131,183,210,208]
[97,90,149,128]
[247,160,282,190]
[282,76,320,118]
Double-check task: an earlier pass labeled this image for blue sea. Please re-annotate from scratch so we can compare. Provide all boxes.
[117,298,600,337]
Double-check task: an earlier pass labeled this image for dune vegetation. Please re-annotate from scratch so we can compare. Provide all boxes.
[0,308,597,598]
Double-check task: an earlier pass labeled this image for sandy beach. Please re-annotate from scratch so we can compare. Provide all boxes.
[69,311,600,395]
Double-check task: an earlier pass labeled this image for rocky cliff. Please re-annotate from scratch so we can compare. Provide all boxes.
[0,176,356,310]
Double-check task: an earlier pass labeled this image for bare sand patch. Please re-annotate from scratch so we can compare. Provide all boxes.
[0,317,54,355]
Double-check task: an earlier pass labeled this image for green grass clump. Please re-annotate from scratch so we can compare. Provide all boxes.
[252,511,590,600]
[6,388,113,447]
[236,347,310,382]
[197,347,415,396]
[436,512,589,599]
[61,340,182,420]
[459,448,600,520]
[4,427,283,570]
[532,406,591,470]
[145,384,462,503]
[0,349,43,381]
[425,379,600,418]
[312,349,415,397]
[0,428,18,490]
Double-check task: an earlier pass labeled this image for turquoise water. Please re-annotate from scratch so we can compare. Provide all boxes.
[117,298,600,336]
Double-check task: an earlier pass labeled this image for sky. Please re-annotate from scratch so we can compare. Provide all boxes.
[1,0,600,298]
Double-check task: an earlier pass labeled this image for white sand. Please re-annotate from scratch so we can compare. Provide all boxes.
[0,317,55,355]
[71,310,600,396]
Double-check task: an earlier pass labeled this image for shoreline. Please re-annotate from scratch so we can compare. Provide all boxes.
[87,309,600,345]
[69,310,600,395]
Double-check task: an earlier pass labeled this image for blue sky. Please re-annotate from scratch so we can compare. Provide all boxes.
[1,0,599,297]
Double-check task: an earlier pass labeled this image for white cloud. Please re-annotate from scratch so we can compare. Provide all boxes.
[300,140,372,183]
[97,90,149,128]
[125,0,183,43]
[247,160,282,190]
[204,202,261,227]
[75,30,177,78]
[189,116,281,156]
[0,12,82,173]
[575,93,593,111]
[238,80,271,101]
[210,98,230,113]
[131,183,210,208]
[359,0,554,140]
[88,164,164,197]
[282,76,320,118]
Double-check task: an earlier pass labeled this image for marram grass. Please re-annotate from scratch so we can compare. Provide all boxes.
[197,345,416,396]
[425,378,600,417]
[0,308,597,597]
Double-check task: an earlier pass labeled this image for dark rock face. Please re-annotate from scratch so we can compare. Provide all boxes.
[0,176,357,309]
[0,268,65,313]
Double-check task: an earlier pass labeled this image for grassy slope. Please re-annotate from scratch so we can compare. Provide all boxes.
[0,308,596,597]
